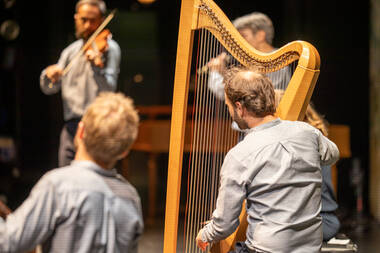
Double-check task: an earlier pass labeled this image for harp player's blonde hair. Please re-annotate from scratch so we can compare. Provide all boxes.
[274,89,329,136]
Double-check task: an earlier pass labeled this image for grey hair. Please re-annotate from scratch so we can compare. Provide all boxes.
[233,12,274,45]
[75,0,107,16]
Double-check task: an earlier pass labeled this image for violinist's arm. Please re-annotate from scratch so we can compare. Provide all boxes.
[92,39,121,91]
[207,52,229,101]
[45,64,63,83]
[40,46,70,95]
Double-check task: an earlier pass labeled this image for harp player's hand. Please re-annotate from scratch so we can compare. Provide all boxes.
[46,64,63,83]
[196,230,209,251]
[207,52,228,72]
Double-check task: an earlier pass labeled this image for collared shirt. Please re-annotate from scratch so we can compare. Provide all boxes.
[200,118,339,253]
[0,161,143,253]
[40,39,121,121]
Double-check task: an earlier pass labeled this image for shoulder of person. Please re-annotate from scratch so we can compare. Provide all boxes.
[38,166,78,184]
[29,167,68,193]
[290,120,323,136]
[115,175,140,198]
[106,175,142,211]
[107,39,121,53]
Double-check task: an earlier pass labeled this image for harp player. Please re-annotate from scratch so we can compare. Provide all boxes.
[196,68,339,253]
[207,12,291,101]
[40,0,121,167]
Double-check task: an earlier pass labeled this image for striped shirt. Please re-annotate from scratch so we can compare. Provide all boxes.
[0,161,143,253]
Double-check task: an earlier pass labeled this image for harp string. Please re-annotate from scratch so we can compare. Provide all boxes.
[194,27,208,252]
[184,28,203,253]
[202,29,214,232]
[205,31,217,224]
[198,28,212,250]
[186,28,213,253]
[210,39,223,217]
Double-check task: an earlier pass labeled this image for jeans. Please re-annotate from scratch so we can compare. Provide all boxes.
[58,119,80,167]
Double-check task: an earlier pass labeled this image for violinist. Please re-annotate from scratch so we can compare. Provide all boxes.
[40,0,121,167]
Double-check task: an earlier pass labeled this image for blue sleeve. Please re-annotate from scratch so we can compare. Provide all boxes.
[0,175,61,252]
[92,39,121,91]
[200,153,246,242]
[317,130,340,166]
[39,44,72,95]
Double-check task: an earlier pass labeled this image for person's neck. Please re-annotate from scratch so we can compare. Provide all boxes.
[246,114,277,129]
[74,144,111,170]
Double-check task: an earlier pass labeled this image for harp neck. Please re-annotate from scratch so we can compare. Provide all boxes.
[192,0,320,73]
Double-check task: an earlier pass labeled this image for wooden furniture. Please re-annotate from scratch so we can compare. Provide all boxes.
[129,106,172,225]
[328,124,351,194]
[163,0,320,252]
[130,105,235,224]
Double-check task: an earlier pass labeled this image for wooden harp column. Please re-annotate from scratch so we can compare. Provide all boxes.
[163,0,321,252]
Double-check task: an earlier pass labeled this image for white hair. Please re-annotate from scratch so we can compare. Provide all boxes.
[233,12,274,45]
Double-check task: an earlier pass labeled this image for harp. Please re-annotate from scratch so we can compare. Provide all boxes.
[163,0,320,252]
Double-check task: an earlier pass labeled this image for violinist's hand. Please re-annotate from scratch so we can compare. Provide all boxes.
[46,64,63,83]
[0,200,11,219]
[207,52,228,72]
[85,49,104,68]
[196,230,209,251]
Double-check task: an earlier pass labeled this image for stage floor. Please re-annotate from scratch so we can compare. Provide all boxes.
[138,217,380,253]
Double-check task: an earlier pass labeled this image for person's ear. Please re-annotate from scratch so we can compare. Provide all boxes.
[117,150,130,160]
[76,121,85,140]
[235,101,244,116]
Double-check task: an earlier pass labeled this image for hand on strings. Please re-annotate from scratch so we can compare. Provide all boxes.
[0,200,11,219]
[207,52,228,72]
[196,230,209,251]
[46,64,63,83]
[85,48,104,68]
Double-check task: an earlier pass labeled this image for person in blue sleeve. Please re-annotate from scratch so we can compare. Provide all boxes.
[196,68,339,253]
[0,92,143,253]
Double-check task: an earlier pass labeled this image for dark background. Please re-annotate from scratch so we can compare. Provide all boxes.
[0,0,370,221]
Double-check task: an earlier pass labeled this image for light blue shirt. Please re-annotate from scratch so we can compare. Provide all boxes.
[0,161,143,253]
[40,39,121,121]
[200,119,339,253]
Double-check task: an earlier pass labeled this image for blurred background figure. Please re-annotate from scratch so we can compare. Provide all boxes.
[40,0,121,167]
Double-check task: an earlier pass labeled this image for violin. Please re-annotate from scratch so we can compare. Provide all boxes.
[47,10,116,88]
[84,29,112,68]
